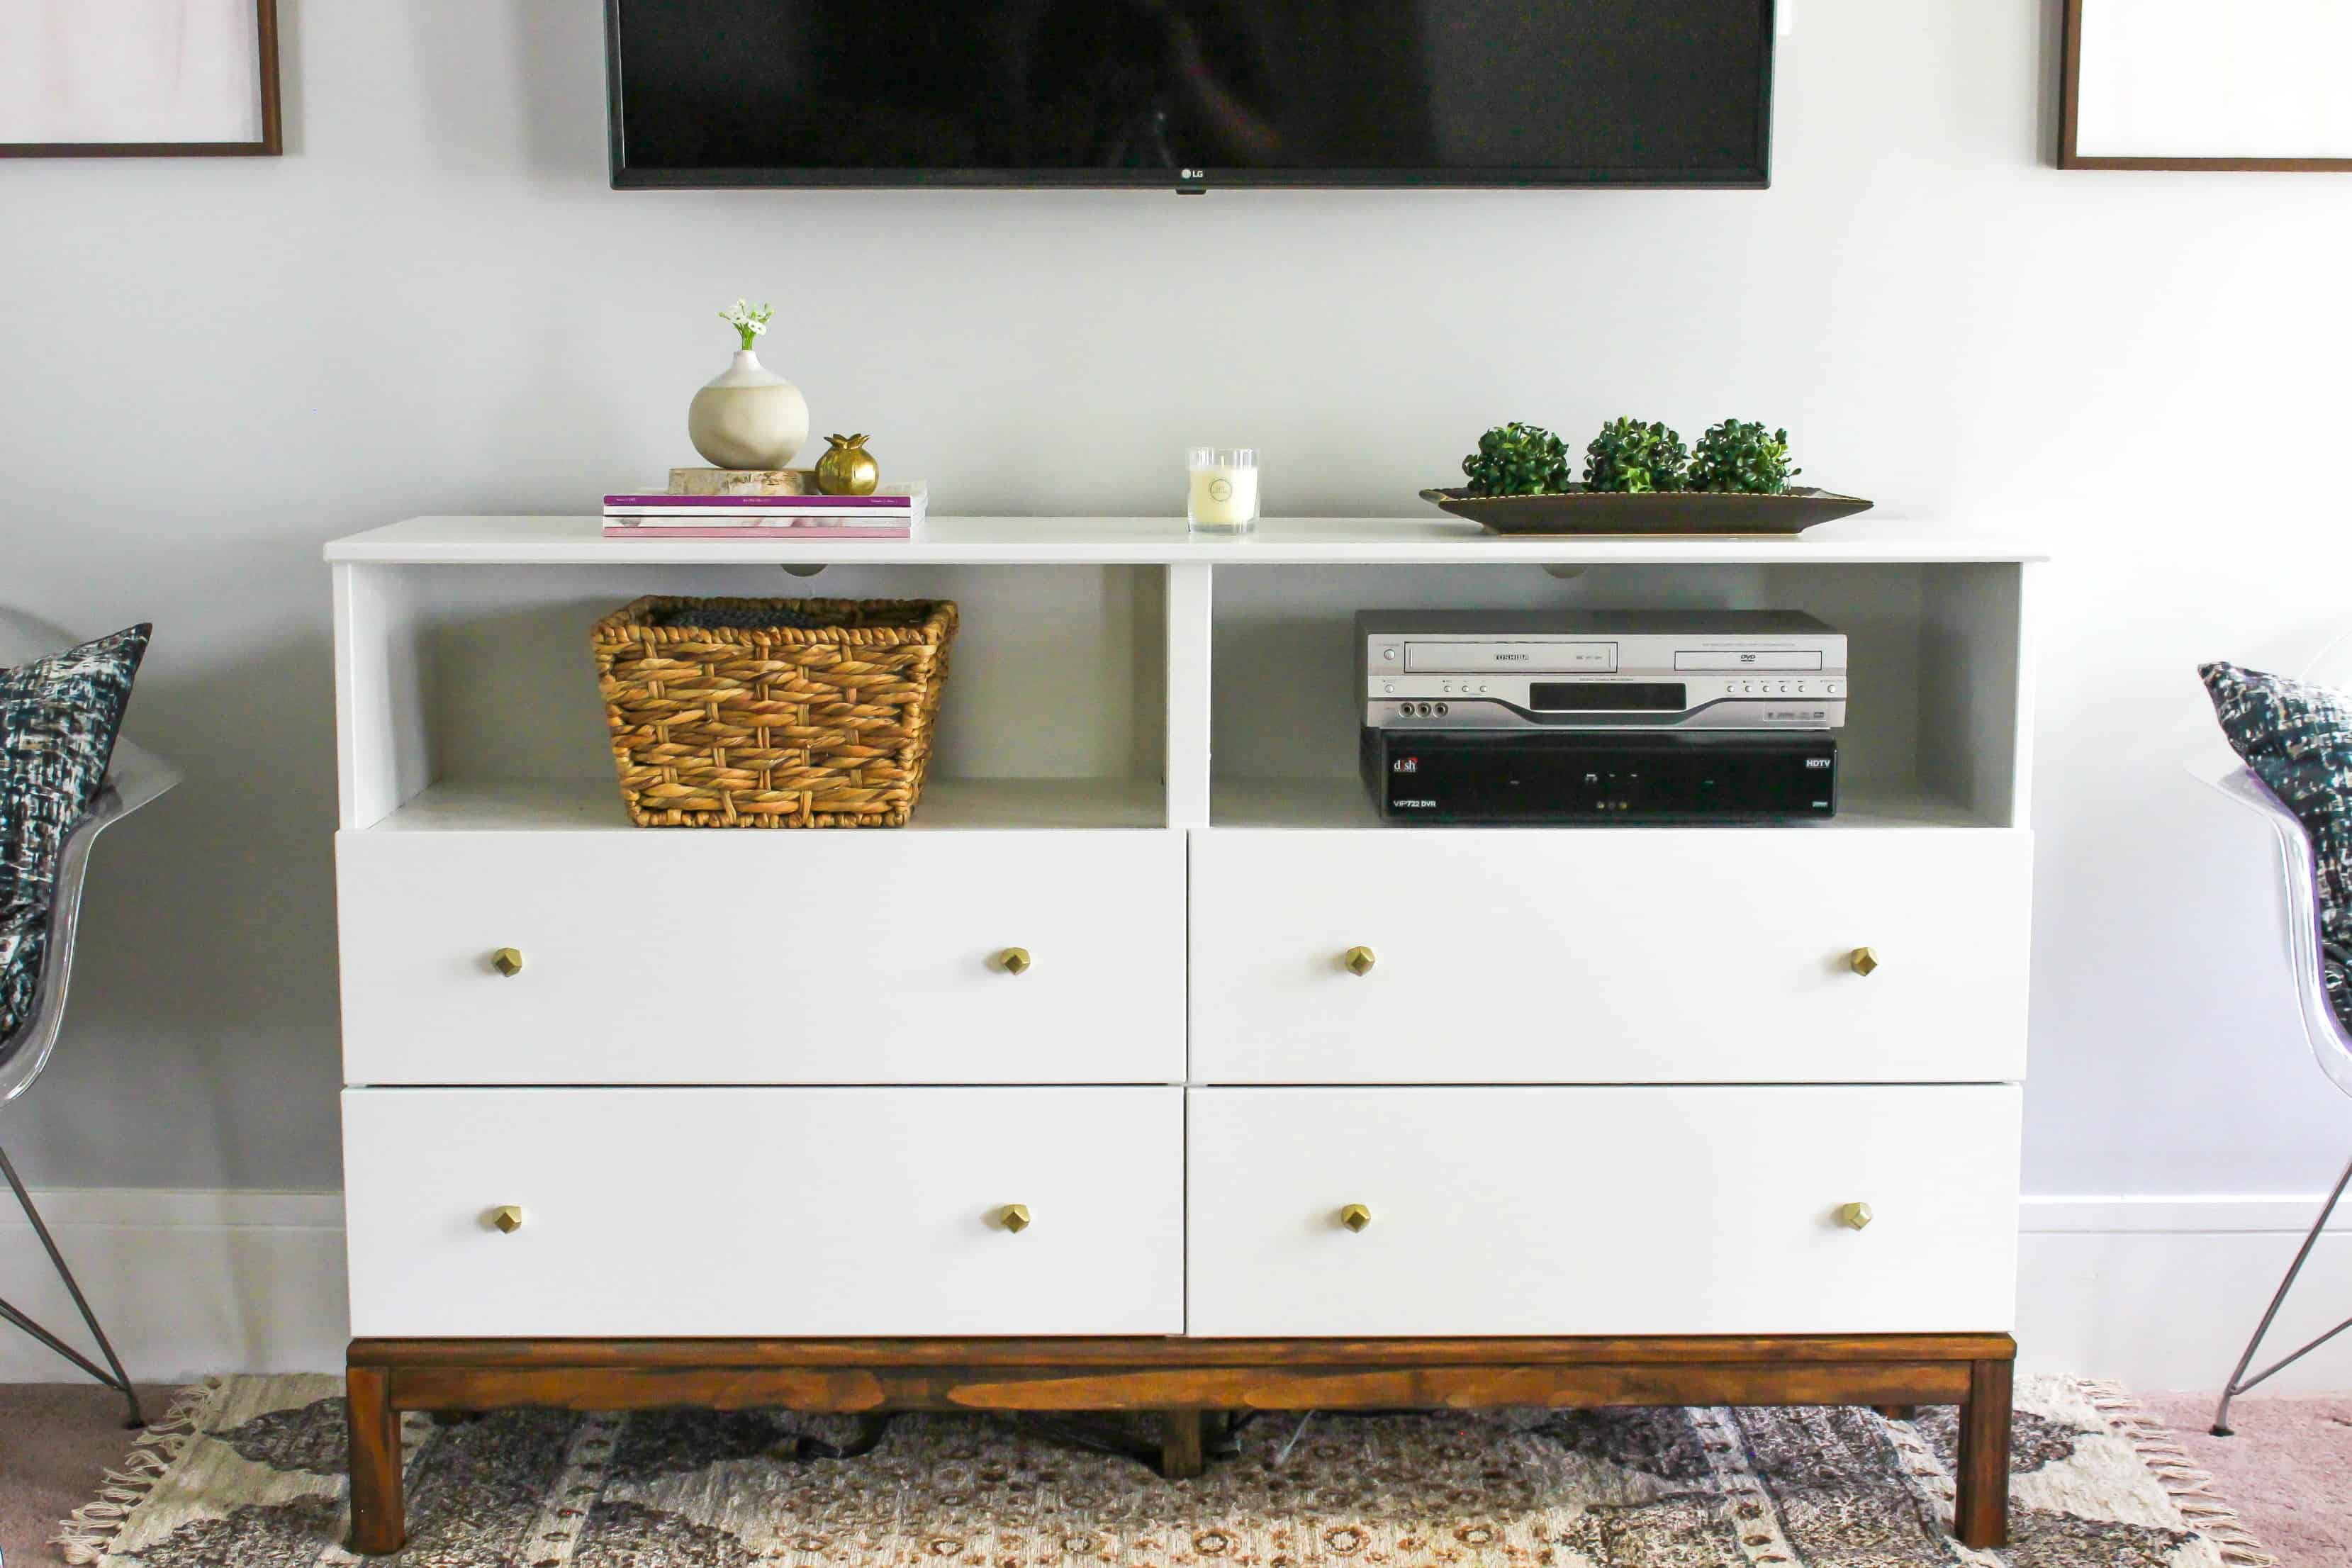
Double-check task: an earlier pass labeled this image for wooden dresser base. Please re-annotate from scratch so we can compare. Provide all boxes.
[345,1333,2016,1555]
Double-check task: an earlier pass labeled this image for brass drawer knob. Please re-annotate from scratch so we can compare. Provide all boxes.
[1848,946,1879,977]
[997,947,1032,976]
[1343,946,1377,977]
[1339,1203,1372,1232]
[998,1203,1032,1233]
[488,1204,525,1233]
[1837,1202,1874,1231]
[491,948,524,978]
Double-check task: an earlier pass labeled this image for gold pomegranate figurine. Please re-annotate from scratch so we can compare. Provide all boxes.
[814,432,880,495]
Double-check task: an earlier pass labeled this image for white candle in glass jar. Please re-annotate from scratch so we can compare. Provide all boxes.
[1187,447,1260,532]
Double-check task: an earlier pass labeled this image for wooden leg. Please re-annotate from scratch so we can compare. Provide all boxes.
[1954,1358,2012,1550]
[1874,1404,1918,1421]
[1160,1408,1206,1479]
[345,1365,407,1556]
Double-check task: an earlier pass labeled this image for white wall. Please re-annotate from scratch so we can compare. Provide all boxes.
[5,1,2352,1368]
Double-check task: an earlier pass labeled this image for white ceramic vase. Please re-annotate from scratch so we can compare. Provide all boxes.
[687,349,810,471]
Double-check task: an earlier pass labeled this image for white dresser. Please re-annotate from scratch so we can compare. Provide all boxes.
[327,515,2038,1554]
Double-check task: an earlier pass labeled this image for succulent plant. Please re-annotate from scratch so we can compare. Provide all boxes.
[1689,420,1800,493]
[1581,418,1689,493]
[1460,422,1572,497]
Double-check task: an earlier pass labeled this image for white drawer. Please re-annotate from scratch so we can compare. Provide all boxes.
[1186,1085,2020,1337]
[1190,829,2030,1083]
[344,1086,1183,1337]
[337,829,1183,1085]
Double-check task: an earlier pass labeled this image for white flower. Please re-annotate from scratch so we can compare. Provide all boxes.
[719,298,773,337]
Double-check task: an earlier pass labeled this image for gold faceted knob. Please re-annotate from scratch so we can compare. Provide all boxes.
[488,1204,524,1233]
[1343,946,1377,977]
[491,948,524,978]
[997,947,1032,976]
[1837,1202,1874,1231]
[998,1203,1032,1233]
[1339,1203,1372,1232]
[1848,946,1879,977]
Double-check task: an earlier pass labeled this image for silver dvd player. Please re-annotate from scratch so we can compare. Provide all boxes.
[1357,610,1847,732]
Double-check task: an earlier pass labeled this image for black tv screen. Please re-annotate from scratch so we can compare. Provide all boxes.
[607,1,1774,189]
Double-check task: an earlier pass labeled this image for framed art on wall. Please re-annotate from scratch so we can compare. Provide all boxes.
[0,0,281,157]
[2061,0,2352,169]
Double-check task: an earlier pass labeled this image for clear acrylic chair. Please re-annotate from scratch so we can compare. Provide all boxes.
[2197,634,2352,1437]
[0,614,179,1426]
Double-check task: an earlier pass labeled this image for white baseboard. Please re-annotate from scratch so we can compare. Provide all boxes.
[2018,1192,2352,1395]
[0,1188,347,1382]
[2020,1193,2351,1234]
[3,1189,2347,1391]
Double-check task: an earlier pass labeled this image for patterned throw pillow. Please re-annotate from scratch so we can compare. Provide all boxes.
[0,625,151,1060]
[2201,659,2352,1033]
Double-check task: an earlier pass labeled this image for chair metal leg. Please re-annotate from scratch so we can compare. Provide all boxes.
[2211,1147,2352,1438]
[0,1145,145,1428]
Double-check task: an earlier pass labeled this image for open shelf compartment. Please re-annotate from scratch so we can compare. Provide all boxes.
[1202,559,2030,833]
[334,561,1170,834]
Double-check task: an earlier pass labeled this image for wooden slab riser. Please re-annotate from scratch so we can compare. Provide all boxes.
[344,1336,2015,1557]
[387,1361,1973,1414]
[352,1333,2013,1369]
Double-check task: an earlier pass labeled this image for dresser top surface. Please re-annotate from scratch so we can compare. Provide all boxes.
[325,515,2047,567]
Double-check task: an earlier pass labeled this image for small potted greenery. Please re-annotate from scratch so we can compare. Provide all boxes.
[1460,422,1572,496]
[1581,418,1691,493]
[1688,420,1801,493]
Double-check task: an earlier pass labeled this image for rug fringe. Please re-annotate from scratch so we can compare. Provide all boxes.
[2079,1379,2280,1568]
[51,1376,227,1567]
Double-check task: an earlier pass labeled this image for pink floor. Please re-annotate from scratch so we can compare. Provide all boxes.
[0,1384,177,1567]
[2143,1392,2352,1567]
[5,1384,2348,1565]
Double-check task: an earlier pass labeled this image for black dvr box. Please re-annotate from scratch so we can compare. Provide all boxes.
[1360,728,1838,824]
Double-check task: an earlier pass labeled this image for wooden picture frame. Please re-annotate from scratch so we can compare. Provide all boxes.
[2061,0,2352,170]
[0,0,281,159]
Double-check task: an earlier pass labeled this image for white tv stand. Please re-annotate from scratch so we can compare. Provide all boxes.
[326,515,2039,1553]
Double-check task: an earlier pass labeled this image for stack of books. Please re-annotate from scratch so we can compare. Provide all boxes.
[603,483,926,541]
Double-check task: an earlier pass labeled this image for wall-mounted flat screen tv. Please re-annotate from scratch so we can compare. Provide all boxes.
[606,1,1774,189]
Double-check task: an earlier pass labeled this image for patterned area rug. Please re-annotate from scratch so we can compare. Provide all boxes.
[57,1376,2272,1567]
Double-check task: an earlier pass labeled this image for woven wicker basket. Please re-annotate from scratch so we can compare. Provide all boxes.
[591,595,958,827]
